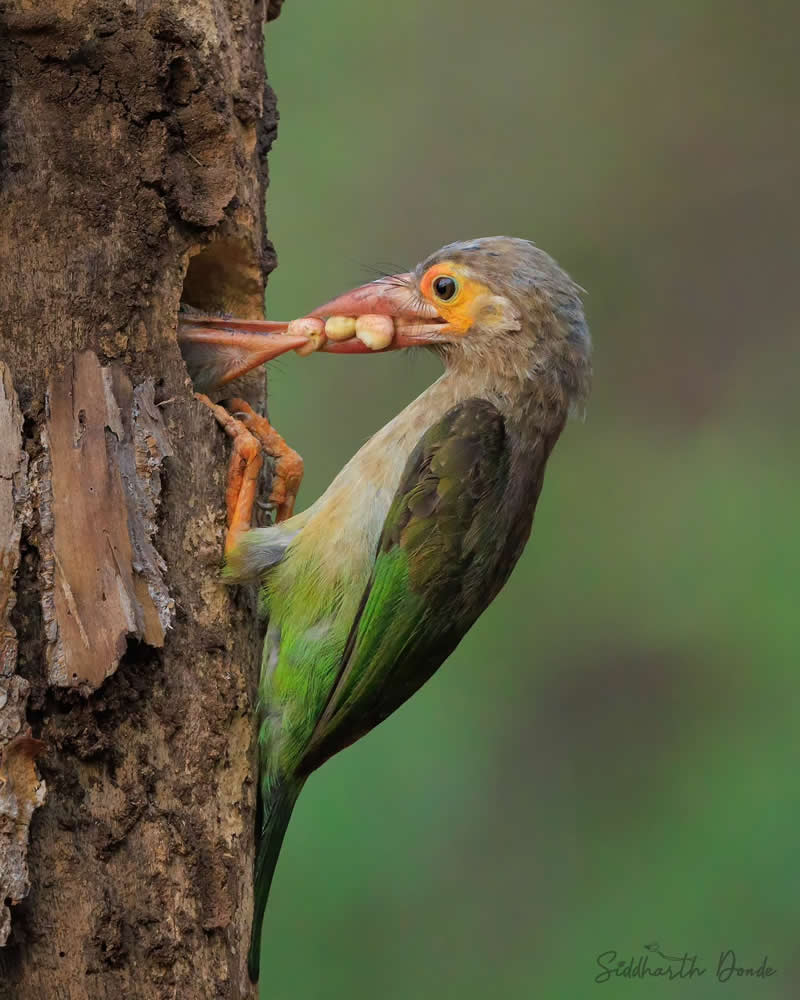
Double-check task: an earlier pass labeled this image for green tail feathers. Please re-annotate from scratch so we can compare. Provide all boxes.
[247,779,301,982]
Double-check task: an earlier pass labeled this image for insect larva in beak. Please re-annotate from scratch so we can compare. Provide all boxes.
[324,316,357,342]
[355,315,394,351]
[289,317,326,355]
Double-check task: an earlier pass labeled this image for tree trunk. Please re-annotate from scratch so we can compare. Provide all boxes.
[0,2,283,996]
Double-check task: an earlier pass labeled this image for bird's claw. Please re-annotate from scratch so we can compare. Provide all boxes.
[195,394,304,553]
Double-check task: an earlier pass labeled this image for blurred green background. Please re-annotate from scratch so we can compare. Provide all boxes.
[259,2,799,997]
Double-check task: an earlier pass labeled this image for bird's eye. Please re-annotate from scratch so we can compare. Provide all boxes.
[432,275,459,301]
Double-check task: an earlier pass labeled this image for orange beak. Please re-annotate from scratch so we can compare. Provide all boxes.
[177,317,306,391]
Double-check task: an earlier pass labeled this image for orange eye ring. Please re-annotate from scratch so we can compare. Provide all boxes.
[419,262,480,335]
[421,263,463,305]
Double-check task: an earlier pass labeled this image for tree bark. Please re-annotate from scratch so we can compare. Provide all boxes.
[0,2,282,996]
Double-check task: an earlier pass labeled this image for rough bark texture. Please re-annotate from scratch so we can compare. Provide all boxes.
[0,364,45,953]
[0,1,283,996]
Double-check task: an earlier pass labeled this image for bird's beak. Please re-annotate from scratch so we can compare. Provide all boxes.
[177,317,307,392]
[178,273,448,390]
[307,273,450,353]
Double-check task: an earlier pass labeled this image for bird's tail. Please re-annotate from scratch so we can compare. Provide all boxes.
[248,777,302,982]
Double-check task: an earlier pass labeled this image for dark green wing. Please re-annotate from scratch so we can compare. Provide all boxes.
[301,398,518,774]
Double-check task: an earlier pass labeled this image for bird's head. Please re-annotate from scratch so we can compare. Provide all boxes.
[179,236,591,416]
[311,236,592,414]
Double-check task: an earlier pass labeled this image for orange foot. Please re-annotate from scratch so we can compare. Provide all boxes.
[195,394,304,555]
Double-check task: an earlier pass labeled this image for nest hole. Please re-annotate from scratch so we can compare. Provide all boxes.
[181,237,263,317]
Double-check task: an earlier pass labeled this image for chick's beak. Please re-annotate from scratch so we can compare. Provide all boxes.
[177,317,310,391]
[308,273,450,353]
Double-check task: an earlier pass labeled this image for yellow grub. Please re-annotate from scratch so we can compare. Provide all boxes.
[355,314,394,351]
[295,331,327,356]
[288,317,326,355]
[324,315,357,342]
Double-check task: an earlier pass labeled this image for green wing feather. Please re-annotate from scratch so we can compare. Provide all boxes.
[249,398,518,980]
[302,398,512,773]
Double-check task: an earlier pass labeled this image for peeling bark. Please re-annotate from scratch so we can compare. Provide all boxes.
[39,352,174,690]
[0,1,283,996]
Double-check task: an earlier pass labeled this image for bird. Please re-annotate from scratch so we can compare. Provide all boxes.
[177,236,592,981]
